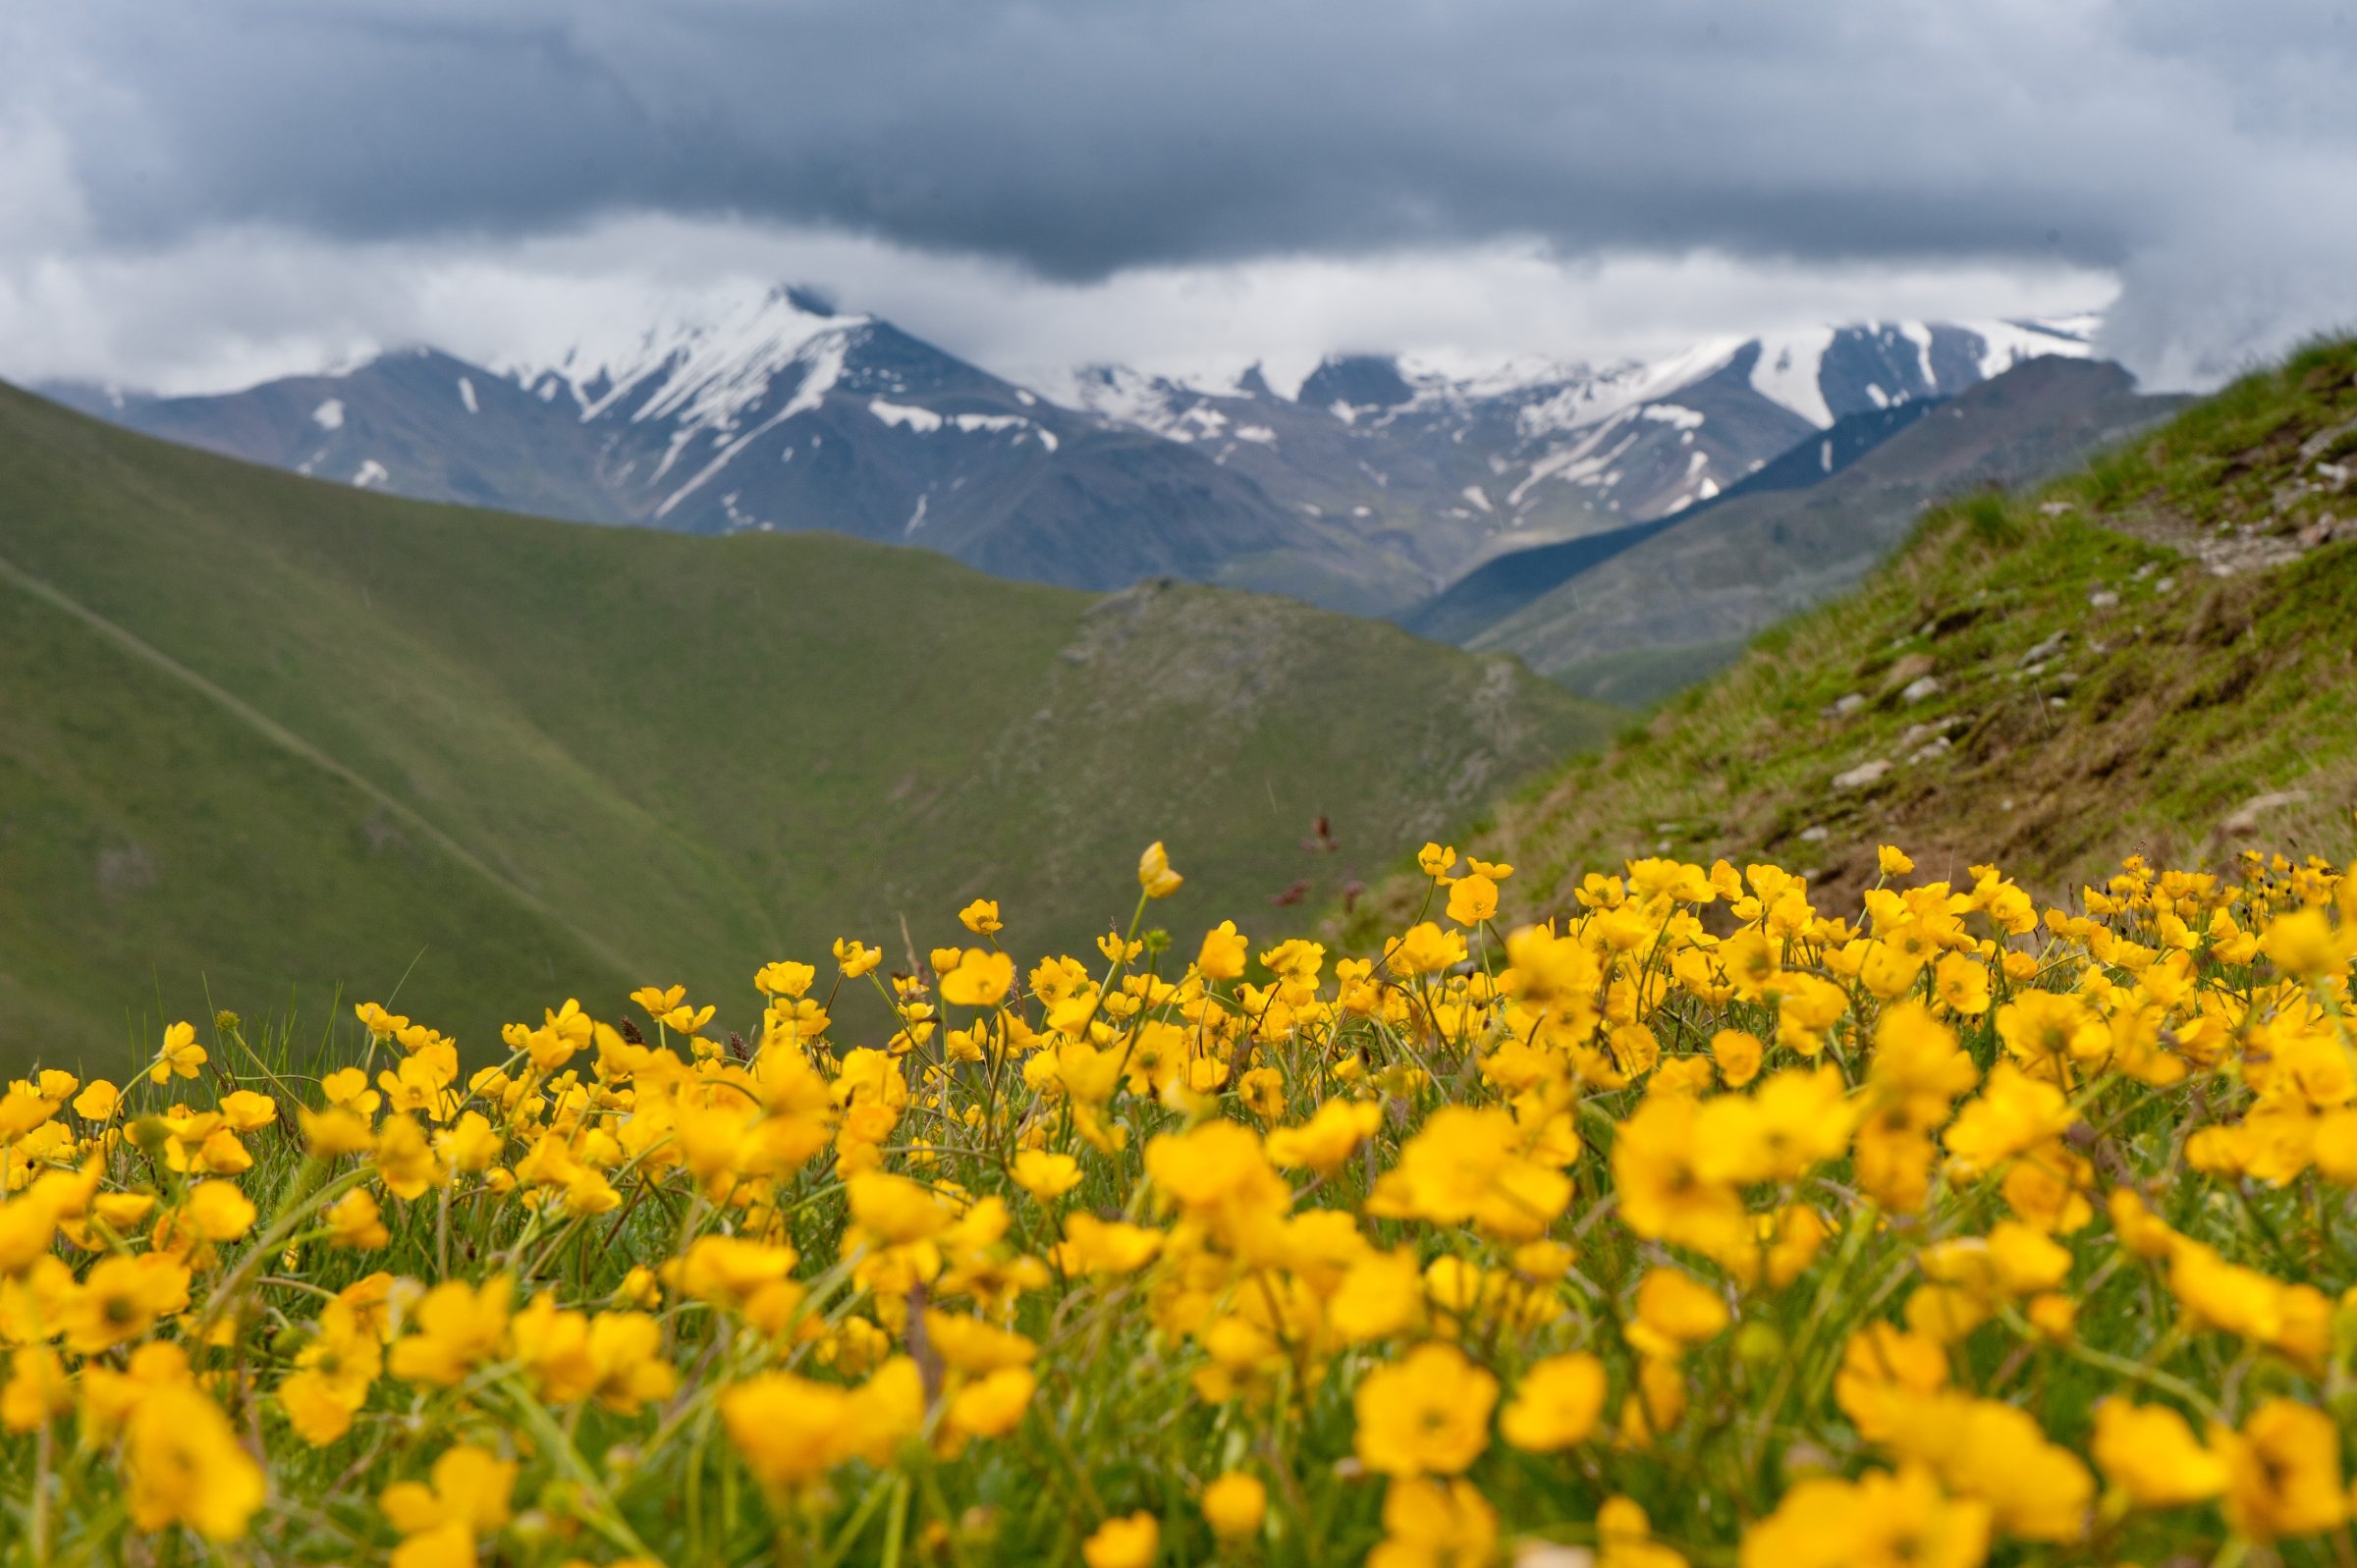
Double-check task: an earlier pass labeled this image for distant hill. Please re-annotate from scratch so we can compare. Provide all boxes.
[1450,357,2184,706]
[1344,336,2357,943]
[51,301,2099,618]
[0,384,1614,1072]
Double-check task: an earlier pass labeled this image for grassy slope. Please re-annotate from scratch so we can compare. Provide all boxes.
[1347,338,2357,939]
[0,384,1617,1072]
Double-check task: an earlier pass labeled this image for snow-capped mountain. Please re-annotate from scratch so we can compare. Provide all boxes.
[1057,317,2098,590]
[47,288,1323,597]
[41,298,2100,617]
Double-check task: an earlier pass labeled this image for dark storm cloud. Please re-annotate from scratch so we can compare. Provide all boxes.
[15,1,2348,281]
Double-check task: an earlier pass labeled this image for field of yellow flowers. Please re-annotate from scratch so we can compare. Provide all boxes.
[5,838,2357,1566]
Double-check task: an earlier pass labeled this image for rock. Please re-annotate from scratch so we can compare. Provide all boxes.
[1833,760,1892,790]
[1834,693,1866,716]
[1799,825,1830,843]
[2019,632,2068,667]
[2298,416,2357,463]
[1908,734,1952,764]
[1899,676,1943,704]
[2088,589,2120,610]
[1883,652,1936,691]
[2154,577,2175,594]
[2039,501,2076,516]
[2220,789,2310,838]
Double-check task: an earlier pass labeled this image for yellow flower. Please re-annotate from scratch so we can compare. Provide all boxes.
[1417,842,1458,880]
[847,1171,953,1244]
[724,1365,922,1489]
[1137,841,1183,898]
[1710,1028,1764,1088]
[1385,922,1467,977]
[1,1346,72,1433]
[381,1444,516,1568]
[1598,1496,1690,1568]
[355,1001,410,1039]
[754,960,818,999]
[2092,1399,2226,1509]
[1010,1149,1082,1203]
[1197,920,1249,981]
[279,1298,382,1445]
[72,1079,121,1121]
[1081,1512,1160,1568]
[1445,874,1498,928]
[149,1020,206,1085]
[62,1253,191,1353]
[183,1178,257,1242]
[1500,1353,1607,1451]
[2216,1398,2345,1541]
[1201,1472,1268,1540]
[947,1365,1035,1439]
[631,985,715,1036]
[1368,1478,1496,1568]
[940,948,1016,1008]
[387,1276,513,1387]
[125,1382,267,1541]
[1739,1465,1988,1568]
[834,937,884,977]
[1353,1342,1498,1478]
[1265,1099,1382,1174]
[1050,1214,1164,1276]
[1625,1268,1730,1360]
[1932,952,1992,1015]
[958,898,1004,935]
[1833,1324,1948,1442]
[1878,844,1916,876]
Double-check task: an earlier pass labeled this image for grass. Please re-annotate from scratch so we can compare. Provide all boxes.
[0,384,1617,1073]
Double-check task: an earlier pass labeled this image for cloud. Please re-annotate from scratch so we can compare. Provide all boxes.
[0,211,2114,400]
[1,1,2351,390]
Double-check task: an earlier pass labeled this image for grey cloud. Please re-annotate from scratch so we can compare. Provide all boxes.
[10,3,2340,270]
[6,2,2355,382]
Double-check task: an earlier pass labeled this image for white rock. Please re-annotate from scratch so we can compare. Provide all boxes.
[1900,676,1943,703]
[1799,825,1831,843]
[2088,589,2120,610]
[1833,760,1892,790]
[1834,693,1866,716]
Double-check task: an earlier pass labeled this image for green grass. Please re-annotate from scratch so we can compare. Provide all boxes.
[1346,338,2357,936]
[0,384,1617,1073]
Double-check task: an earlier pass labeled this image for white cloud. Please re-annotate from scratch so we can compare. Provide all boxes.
[0,210,2119,400]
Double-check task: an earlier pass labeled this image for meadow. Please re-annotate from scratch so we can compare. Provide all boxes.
[4,833,2354,1566]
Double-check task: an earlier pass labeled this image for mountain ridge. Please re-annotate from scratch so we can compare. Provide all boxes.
[44,299,2101,617]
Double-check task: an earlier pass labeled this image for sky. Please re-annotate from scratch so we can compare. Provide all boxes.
[1,1,2351,397]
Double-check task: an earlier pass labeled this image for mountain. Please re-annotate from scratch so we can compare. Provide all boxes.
[50,302,2099,618]
[1344,335,2357,941]
[0,383,1614,1072]
[49,289,1326,600]
[1441,357,2185,706]
[1397,398,1949,647]
[1058,318,2100,606]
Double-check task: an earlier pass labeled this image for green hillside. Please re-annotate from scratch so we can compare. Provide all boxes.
[1350,337,2357,934]
[0,384,1615,1072]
